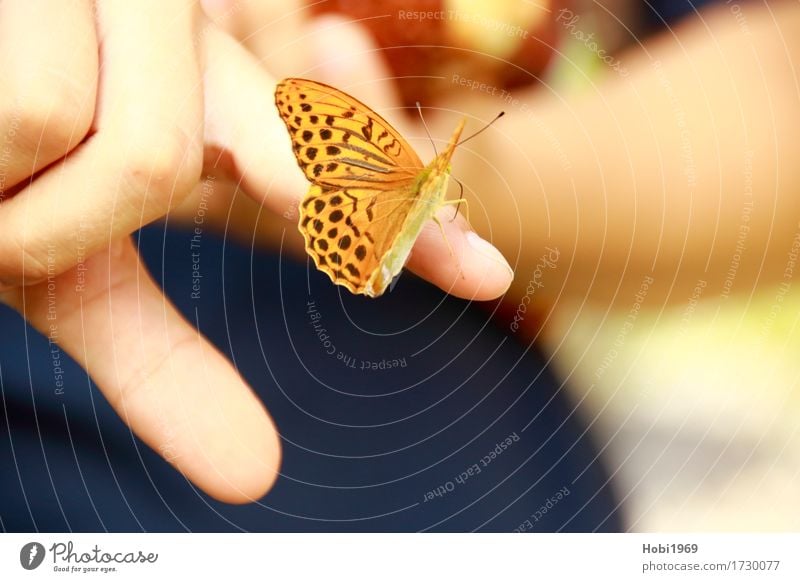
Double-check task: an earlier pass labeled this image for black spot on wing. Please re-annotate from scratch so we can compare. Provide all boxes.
[346,215,362,238]
[383,138,400,155]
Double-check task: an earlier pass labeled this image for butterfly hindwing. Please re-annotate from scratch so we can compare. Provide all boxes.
[299,184,418,295]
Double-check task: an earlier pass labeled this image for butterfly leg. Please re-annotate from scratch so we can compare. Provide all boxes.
[441,198,471,225]
[433,215,466,280]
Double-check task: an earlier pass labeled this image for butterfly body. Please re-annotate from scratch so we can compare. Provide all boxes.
[363,119,465,296]
[275,78,465,297]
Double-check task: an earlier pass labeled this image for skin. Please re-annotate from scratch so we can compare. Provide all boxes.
[221,1,800,313]
[0,0,512,503]
[439,2,800,309]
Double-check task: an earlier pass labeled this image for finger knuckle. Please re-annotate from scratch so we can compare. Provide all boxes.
[116,124,202,215]
[3,76,94,157]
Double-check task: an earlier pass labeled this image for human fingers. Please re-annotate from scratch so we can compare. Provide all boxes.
[302,17,514,300]
[0,0,97,193]
[0,0,204,288]
[405,207,513,300]
[0,237,281,503]
[202,16,512,299]
[200,16,407,217]
[201,25,308,214]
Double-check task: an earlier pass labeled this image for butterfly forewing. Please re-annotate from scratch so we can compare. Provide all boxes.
[275,78,423,187]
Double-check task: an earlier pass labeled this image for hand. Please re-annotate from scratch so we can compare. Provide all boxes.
[0,2,513,503]
[172,8,516,300]
[0,0,282,504]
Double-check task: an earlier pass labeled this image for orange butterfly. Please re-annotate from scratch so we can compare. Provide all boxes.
[275,78,481,297]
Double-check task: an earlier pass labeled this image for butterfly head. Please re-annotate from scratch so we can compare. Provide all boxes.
[434,118,466,172]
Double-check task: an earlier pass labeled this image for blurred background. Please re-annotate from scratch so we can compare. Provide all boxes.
[2,0,798,532]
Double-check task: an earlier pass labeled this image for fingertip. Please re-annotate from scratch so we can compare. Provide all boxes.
[171,382,283,504]
[407,212,513,301]
[189,409,282,504]
[463,230,515,299]
[228,408,283,503]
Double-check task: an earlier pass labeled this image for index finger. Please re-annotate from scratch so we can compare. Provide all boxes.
[202,18,513,300]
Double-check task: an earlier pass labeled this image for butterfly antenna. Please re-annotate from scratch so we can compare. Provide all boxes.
[416,101,438,156]
[456,111,505,147]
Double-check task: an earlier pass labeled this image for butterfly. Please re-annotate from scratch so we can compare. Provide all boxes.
[275,78,475,298]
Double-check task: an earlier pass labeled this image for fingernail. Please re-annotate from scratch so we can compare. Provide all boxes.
[466,231,514,278]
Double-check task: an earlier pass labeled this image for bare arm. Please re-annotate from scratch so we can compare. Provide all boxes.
[457,1,800,306]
